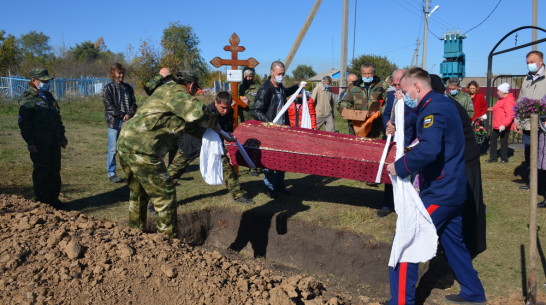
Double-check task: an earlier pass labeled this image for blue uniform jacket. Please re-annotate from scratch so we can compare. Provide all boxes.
[382,90,417,147]
[394,90,466,207]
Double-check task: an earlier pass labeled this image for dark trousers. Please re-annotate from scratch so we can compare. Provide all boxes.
[523,130,531,164]
[383,183,394,210]
[463,163,487,257]
[30,144,61,204]
[347,120,355,135]
[489,129,510,161]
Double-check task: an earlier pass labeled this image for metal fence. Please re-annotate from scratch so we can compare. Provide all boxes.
[0,76,111,101]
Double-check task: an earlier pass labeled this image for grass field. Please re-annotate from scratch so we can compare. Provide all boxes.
[1,95,546,301]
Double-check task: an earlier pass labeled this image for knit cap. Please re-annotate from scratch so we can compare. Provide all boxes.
[497,83,510,93]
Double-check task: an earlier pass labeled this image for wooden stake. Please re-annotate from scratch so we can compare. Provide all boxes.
[528,114,538,305]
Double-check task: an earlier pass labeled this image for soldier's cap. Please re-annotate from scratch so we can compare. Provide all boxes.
[29,68,54,81]
[176,70,201,89]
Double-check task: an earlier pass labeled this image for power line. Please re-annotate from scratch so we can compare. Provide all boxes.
[379,43,416,54]
[391,0,423,19]
[463,0,503,35]
[425,17,442,40]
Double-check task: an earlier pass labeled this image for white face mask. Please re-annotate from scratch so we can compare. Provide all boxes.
[38,82,50,91]
[274,75,283,84]
[528,63,539,73]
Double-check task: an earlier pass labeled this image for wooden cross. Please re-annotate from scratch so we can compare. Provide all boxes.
[210,33,259,129]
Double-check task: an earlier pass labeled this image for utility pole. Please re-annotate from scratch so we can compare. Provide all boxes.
[340,0,349,98]
[422,0,430,69]
[284,0,322,70]
[532,0,538,51]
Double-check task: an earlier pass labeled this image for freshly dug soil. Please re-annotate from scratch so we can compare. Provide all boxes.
[0,194,352,305]
[1,193,538,305]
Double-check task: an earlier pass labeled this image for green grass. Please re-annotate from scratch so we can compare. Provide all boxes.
[1,97,546,301]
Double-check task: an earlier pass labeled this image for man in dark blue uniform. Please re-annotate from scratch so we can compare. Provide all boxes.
[386,68,486,305]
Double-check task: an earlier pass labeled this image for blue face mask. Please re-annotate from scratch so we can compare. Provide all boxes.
[449,89,458,96]
[362,76,373,83]
[404,93,418,108]
[324,84,330,90]
[38,82,50,91]
[528,63,539,73]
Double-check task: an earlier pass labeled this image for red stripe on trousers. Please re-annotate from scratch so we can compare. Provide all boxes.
[398,262,407,304]
[427,204,439,215]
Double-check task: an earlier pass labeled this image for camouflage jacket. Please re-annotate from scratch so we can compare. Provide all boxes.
[239,81,259,111]
[451,91,474,118]
[18,87,66,147]
[144,74,168,96]
[338,75,386,112]
[117,82,218,158]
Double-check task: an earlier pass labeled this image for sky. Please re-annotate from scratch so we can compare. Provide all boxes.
[1,0,544,79]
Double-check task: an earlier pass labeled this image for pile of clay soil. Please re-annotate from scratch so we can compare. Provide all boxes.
[0,194,360,305]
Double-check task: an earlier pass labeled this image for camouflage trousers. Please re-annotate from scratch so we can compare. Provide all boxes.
[118,150,177,238]
[167,148,246,200]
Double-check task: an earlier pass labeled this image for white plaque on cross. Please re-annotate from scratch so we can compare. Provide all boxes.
[226,70,243,82]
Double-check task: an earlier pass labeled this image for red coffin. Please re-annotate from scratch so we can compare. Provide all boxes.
[225,120,396,184]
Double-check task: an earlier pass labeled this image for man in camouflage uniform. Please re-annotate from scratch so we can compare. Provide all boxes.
[18,68,68,206]
[168,92,254,204]
[117,71,219,238]
[238,67,259,121]
[338,63,386,138]
[447,77,474,119]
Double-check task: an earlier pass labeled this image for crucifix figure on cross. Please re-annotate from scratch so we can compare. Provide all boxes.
[210,33,259,129]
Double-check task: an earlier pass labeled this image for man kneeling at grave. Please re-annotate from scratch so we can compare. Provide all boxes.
[167,91,255,205]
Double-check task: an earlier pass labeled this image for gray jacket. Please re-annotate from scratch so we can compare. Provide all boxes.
[515,66,546,130]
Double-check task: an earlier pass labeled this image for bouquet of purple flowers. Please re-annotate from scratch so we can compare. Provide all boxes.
[513,96,546,122]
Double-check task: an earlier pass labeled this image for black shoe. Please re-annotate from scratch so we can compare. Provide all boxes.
[485,159,497,163]
[520,184,530,190]
[538,200,546,208]
[109,175,125,183]
[499,159,508,163]
[267,190,278,199]
[377,207,393,218]
[366,182,379,187]
[445,294,486,305]
[234,196,254,204]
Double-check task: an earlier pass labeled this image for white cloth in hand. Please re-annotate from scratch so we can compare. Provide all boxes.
[499,125,505,132]
[200,129,224,185]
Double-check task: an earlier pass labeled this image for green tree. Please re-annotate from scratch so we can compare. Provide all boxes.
[71,41,101,62]
[291,64,316,80]
[18,31,54,71]
[131,38,161,88]
[19,31,52,59]
[0,30,22,75]
[160,22,208,80]
[349,54,397,81]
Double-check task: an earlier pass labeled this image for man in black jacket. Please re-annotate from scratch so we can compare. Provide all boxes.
[252,61,302,198]
[102,63,137,183]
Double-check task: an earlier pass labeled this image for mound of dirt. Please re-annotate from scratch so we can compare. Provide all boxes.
[0,194,354,305]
